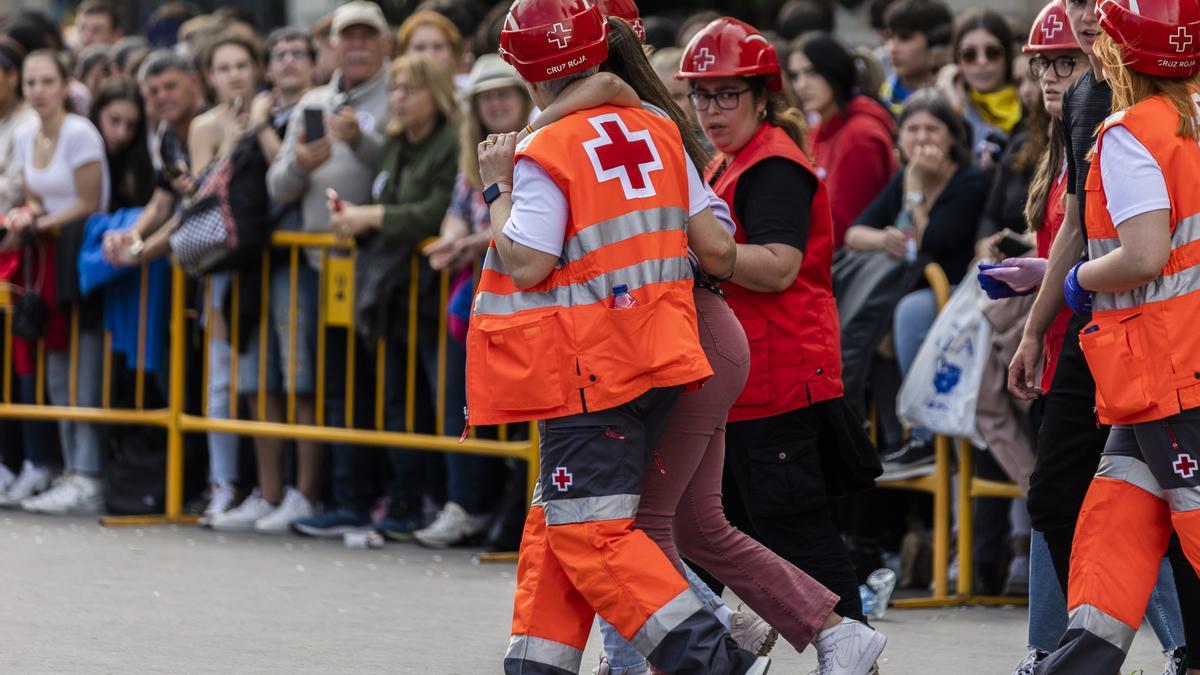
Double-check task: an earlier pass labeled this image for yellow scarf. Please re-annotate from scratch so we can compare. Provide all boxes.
[969,86,1022,135]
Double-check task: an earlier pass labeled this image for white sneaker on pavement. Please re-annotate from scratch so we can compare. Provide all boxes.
[198,482,238,525]
[0,460,53,507]
[414,501,490,548]
[809,618,887,675]
[730,604,779,656]
[21,474,103,515]
[0,463,14,495]
[253,487,314,534]
[206,491,274,531]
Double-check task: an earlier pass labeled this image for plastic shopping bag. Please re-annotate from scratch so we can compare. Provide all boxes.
[897,281,991,445]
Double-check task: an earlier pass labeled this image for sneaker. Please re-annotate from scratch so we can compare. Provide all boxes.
[206,491,275,531]
[199,482,238,525]
[0,460,53,507]
[865,568,897,620]
[21,474,103,515]
[292,507,373,538]
[879,439,936,480]
[254,488,314,534]
[746,656,771,675]
[414,502,490,548]
[730,604,778,657]
[1012,649,1047,675]
[1003,555,1030,596]
[0,463,14,494]
[809,618,887,675]
[378,513,424,541]
[592,656,611,675]
[1163,647,1187,675]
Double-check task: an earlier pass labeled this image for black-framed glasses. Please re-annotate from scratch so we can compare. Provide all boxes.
[960,44,1004,64]
[689,88,753,111]
[1029,54,1079,79]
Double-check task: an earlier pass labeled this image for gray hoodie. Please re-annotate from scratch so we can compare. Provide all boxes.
[266,66,391,268]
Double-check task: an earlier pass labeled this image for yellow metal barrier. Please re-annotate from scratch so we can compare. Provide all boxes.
[0,232,539,547]
[877,262,1028,609]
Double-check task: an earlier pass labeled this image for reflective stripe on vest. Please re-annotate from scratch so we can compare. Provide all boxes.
[474,255,692,316]
[1089,213,1200,311]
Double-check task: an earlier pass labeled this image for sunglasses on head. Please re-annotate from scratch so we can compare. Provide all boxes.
[960,44,1004,64]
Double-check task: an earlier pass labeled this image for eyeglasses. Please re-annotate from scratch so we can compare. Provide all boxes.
[960,44,1004,64]
[689,88,752,111]
[1029,54,1079,79]
[270,48,311,64]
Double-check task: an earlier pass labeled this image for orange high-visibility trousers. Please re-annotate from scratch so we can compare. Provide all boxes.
[503,388,757,675]
[1037,419,1200,674]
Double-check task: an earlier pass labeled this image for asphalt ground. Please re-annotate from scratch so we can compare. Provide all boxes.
[0,511,1170,674]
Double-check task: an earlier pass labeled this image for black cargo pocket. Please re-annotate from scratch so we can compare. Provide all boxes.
[745,439,825,514]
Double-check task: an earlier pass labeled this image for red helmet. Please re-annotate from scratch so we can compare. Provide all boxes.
[1097,0,1200,77]
[675,17,783,92]
[1024,1,1077,52]
[499,0,609,83]
[597,0,645,42]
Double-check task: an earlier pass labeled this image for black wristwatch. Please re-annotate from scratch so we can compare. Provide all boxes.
[483,182,510,205]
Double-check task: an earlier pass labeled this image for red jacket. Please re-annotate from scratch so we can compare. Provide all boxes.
[709,123,844,423]
[809,96,896,249]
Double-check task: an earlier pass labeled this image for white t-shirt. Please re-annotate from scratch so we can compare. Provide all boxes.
[1099,125,1169,226]
[503,104,724,257]
[15,113,110,216]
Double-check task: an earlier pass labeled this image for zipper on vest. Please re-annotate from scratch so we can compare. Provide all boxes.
[576,359,588,414]
[458,406,470,444]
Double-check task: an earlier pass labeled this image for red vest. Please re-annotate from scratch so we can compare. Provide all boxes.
[709,123,844,422]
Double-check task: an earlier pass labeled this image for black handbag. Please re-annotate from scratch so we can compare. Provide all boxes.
[11,241,45,341]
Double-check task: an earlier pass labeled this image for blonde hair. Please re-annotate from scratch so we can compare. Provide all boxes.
[385,53,461,138]
[395,10,463,65]
[459,85,532,191]
[1094,32,1200,141]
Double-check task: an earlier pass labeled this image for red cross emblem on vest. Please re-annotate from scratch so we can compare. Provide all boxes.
[1175,453,1198,479]
[582,112,664,200]
[552,466,573,492]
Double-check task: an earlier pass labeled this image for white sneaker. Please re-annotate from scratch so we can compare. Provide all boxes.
[0,460,53,507]
[206,491,274,531]
[414,502,490,548]
[0,463,14,494]
[809,618,887,675]
[254,487,314,534]
[21,474,103,515]
[199,482,238,525]
[730,604,779,656]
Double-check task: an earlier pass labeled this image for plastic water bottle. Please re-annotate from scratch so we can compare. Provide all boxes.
[612,284,638,310]
[859,584,878,617]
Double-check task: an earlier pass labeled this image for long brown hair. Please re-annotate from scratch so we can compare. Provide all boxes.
[1011,90,1048,175]
[1095,32,1200,140]
[385,53,461,139]
[601,17,711,170]
[459,84,532,191]
[748,75,812,159]
[1023,121,1064,232]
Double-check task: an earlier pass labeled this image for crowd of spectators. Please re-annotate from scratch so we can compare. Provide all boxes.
[0,0,1053,599]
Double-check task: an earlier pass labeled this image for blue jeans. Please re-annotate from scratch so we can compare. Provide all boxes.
[205,336,240,485]
[893,288,941,443]
[237,263,318,396]
[17,375,57,468]
[1026,529,1185,653]
[45,329,103,474]
[599,564,725,674]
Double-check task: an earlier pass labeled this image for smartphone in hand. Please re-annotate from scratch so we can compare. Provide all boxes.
[304,107,325,142]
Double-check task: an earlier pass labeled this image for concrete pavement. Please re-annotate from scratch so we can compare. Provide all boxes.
[0,512,1172,674]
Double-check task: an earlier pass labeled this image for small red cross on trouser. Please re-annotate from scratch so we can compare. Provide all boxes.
[552,467,573,492]
[1174,453,1198,479]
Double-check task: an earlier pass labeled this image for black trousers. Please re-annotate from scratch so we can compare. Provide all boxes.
[716,403,865,623]
[1028,313,1200,667]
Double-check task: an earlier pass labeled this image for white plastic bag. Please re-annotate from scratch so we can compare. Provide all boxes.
[897,282,991,445]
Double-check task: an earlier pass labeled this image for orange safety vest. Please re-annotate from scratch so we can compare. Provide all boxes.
[1082,93,1200,425]
[465,105,712,426]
